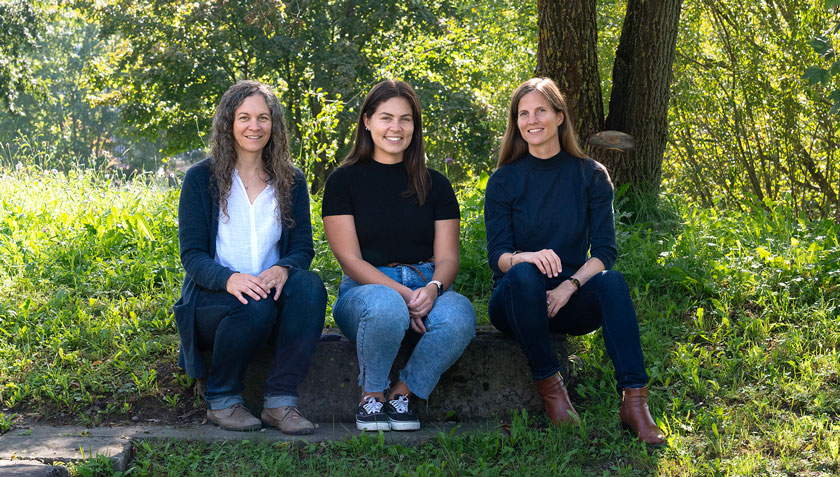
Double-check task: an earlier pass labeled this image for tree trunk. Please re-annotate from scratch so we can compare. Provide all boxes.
[601,0,684,195]
[535,0,604,142]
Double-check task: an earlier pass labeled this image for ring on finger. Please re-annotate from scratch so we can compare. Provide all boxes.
[546,300,551,309]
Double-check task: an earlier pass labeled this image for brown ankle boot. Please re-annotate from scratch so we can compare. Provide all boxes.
[534,371,579,425]
[620,387,666,446]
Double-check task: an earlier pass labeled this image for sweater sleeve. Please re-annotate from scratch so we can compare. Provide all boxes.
[484,170,514,277]
[275,168,315,271]
[178,164,235,291]
[587,162,617,270]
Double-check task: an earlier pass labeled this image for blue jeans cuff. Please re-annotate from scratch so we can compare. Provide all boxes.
[263,394,298,408]
[206,394,244,411]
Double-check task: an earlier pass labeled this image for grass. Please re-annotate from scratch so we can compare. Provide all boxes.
[1,162,839,475]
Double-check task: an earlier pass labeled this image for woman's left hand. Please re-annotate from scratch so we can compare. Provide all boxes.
[406,285,437,333]
[546,281,576,318]
[258,265,290,300]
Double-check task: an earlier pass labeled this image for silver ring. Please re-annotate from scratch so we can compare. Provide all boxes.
[546,300,551,309]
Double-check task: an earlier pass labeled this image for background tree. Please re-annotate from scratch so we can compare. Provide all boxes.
[0,0,41,111]
[77,0,534,189]
[536,0,683,198]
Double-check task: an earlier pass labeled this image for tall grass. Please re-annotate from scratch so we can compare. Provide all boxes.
[0,165,181,421]
[2,162,839,474]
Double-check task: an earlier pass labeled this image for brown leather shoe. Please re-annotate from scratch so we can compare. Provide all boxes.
[534,371,579,425]
[261,406,315,435]
[206,404,261,431]
[620,387,666,446]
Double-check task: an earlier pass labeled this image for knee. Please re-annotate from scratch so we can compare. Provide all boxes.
[505,263,544,290]
[236,297,277,331]
[360,285,410,329]
[444,294,477,336]
[598,270,630,294]
[289,270,327,298]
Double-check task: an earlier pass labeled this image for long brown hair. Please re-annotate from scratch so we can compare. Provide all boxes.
[497,77,588,169]
[343,80,431,205]
[209,80,295,225]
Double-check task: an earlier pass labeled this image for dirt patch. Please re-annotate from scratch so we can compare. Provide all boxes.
[6,360,207,430]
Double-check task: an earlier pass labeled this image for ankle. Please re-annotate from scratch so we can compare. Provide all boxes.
[360,392,384,404]
[387,381,412,400]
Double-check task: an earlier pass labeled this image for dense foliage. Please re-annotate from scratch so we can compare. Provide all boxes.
[668,0,840,218]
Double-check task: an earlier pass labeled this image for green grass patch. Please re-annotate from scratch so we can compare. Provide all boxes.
[1,165,839,474]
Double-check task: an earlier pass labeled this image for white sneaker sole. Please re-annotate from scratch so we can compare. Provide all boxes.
[388,420,420,431]
[356,420,390,431]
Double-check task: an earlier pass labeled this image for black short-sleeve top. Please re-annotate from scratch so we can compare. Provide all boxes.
[322,158,460,266]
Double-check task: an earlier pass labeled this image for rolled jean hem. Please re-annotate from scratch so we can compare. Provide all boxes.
[263,395,299,408]
[532,364,565,382]
[206,394,244,411]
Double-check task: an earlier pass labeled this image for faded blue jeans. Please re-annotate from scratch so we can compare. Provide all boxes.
[195,268,327,410]
[333,262,476,399]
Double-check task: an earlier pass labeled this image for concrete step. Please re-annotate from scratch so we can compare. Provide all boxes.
[0,422,499,472]
[235,327,570,421]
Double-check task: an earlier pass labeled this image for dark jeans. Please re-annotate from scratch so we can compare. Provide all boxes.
[488,263,648,392]
[195,268,327,410]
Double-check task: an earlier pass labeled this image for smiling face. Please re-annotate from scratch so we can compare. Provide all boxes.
[516,90,565,158]
[232,94,271,159]
[363,96,414,164]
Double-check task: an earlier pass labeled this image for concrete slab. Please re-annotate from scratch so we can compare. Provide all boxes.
[0,460,68,477]
[0,421,502,472]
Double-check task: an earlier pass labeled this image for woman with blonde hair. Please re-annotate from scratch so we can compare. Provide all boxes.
[484,77,665,445]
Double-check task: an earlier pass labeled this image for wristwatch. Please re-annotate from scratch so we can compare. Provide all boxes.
[428,280,443,297]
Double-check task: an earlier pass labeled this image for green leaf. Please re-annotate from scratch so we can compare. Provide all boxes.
[804,66,831,85]
[808,36,832,56]
[831,60,840,76]
[826,0,840,9]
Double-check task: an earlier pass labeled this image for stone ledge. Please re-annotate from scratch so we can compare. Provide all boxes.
[235,327,570,422]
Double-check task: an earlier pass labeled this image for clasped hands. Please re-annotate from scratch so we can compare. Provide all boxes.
[225,265,289,304]
[518,249,574,318]
[402,284,438,335]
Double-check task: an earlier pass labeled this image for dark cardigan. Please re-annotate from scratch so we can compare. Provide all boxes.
[173,158,315,378]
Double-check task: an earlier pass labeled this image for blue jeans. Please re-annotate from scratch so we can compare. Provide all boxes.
[332,262,476,399]
[488,263,648,392]
[195,268,327,410]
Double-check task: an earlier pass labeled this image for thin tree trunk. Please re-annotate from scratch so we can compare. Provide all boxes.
[601,0,683,195]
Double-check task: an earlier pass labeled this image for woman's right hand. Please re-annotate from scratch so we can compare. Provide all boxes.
[515,249,562,277]
[225,272,270,304]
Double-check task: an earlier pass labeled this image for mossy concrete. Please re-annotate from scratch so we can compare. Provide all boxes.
[238,327,570,422]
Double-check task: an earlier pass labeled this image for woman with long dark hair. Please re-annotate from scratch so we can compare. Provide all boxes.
[174,80,326,433]
[322,80,475,431]
[484,77,665,445]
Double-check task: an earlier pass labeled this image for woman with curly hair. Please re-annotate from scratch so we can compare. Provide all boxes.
[174,80,326,433]
[484,77,665,445]
[322,80,475,431]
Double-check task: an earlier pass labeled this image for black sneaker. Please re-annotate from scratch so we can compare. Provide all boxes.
[384,394,420,431]
[356,396,389,431]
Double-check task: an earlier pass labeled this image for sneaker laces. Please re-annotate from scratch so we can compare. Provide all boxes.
[361,396,383,414]
[389,395,410,414]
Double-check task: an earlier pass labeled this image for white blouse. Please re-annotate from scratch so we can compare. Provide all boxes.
[215,170,283,276]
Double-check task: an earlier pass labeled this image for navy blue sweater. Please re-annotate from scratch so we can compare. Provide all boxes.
[173,158,315,378]
[484,151,617,283]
